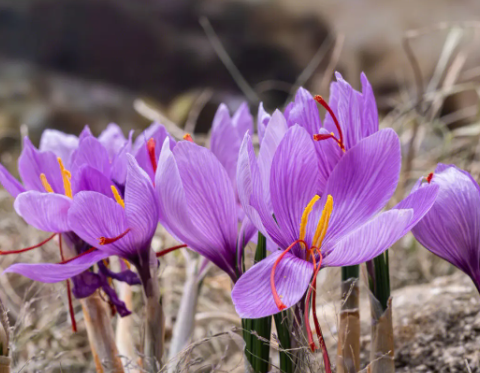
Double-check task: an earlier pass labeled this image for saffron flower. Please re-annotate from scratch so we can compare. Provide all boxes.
[155,137,255,281]
[232,125,439,321]
[413,164,480,291]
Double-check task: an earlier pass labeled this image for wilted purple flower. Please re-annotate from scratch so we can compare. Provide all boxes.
[413,164,480,291]
[155,138,255,281]
[232,126,439,319]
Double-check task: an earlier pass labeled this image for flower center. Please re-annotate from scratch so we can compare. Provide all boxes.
[40,157,72,198]
[313,95,345,152]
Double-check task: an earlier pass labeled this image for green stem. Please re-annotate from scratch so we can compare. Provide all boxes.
[372,251,390,311]
[341,265,359,282]
[274,311,293,373]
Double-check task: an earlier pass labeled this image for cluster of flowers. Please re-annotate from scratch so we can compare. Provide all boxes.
[0,72,478,362]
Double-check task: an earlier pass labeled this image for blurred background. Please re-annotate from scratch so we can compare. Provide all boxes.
[0,0,480,371]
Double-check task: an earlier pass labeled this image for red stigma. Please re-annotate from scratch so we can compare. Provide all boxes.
[147,138,157,174]
[314,95,345,152]
[426,172,434,184]
[0,233,57,255]
[183,133,194,142]
[99,228,131,245]
[270,239,307,311]
[155,244,188,257]
[58,247,97,265]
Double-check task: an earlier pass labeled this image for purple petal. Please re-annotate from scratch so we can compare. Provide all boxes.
[79,125,93,140]
[270,125,319,254]
[124,155,158,249]
[232,250,313,318]
[318,129,401,241]
[360,72,379,138]
[39,129,79,168]
[68,191,134,258]
[287,87,322,136]
[4,249,110,283]
[71,271,102,298]
[312,128,343,195]
[257,102,271,144]
[412,166,480,278]
[111,130,133,186]
[134,123,175,181]
[210,104,242,187]
[0,164,25,198]
[236,133,286,248]
[322,209,413,267]
[18,137,64,193]
[155,139,238,279]
[70,136,111,176]
[72,165,115,197]
[232,102,253,138]
[98,123,127,159]
[14,191,72,232]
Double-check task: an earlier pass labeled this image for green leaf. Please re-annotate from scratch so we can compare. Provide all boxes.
[274,311,293,373]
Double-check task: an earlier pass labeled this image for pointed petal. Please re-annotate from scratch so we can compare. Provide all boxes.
[236,133,287,248]
[412,166,480,278]
[232,250,313,318]
[323,209,413,267]
[287,87,322,136]
[155,139,237,279]
[4,249,110,283]
[232,102,253,137]
[312,128,343,194]
[360,72,379,138]
[124,155,158,248]
[320,129,401,241]
[14,191,72,232]
[39,129,79,168]
[18,137,64,193]
[257,102,271,144]
[0,164,25,198]
[210,104,242,187]
[270,125,319,252]
[111,130,133,186]
[98,123,127,159]
[70,136,111,176]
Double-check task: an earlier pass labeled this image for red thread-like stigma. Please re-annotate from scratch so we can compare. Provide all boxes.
[183,133,194,142]
[426,172,434,184]
[147,138,157,173]
[58,247,97,265]
[99,228,131,245]
[0,233,57,255]
[314,95,345,152]
[270,239,307,311]
[155,244,188,258]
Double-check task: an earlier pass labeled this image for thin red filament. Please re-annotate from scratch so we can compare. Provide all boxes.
[0,233,57,255]
[270,239,307,311]
[147,138,157,174]
[305,247,332,373]
[99,228,131,245]
[59,235,77,332]
[426,172,434,184]
[312,133,343,148]
[314,95,345,151]
[58,247,97,264]
[155,244,188,258]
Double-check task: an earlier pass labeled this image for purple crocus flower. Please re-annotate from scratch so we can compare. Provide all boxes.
[155,137,255,282]
[1,127,136,316]
[232,125,439,319]
[5,155,155,295]
[412,164,480,291]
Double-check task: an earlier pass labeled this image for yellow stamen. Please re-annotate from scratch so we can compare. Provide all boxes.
[111,185,125,209]
[299,195,321,245]
[57,158,72,198]
[122,258,131,270]
[312,195,334,248]
[40,173,54,193]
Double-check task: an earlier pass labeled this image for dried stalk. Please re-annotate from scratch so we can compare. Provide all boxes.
[81,294,125,373]
[0,297,10,373]
[367,297,394,373]
[116,283,139,372]
[336,277,360,373]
